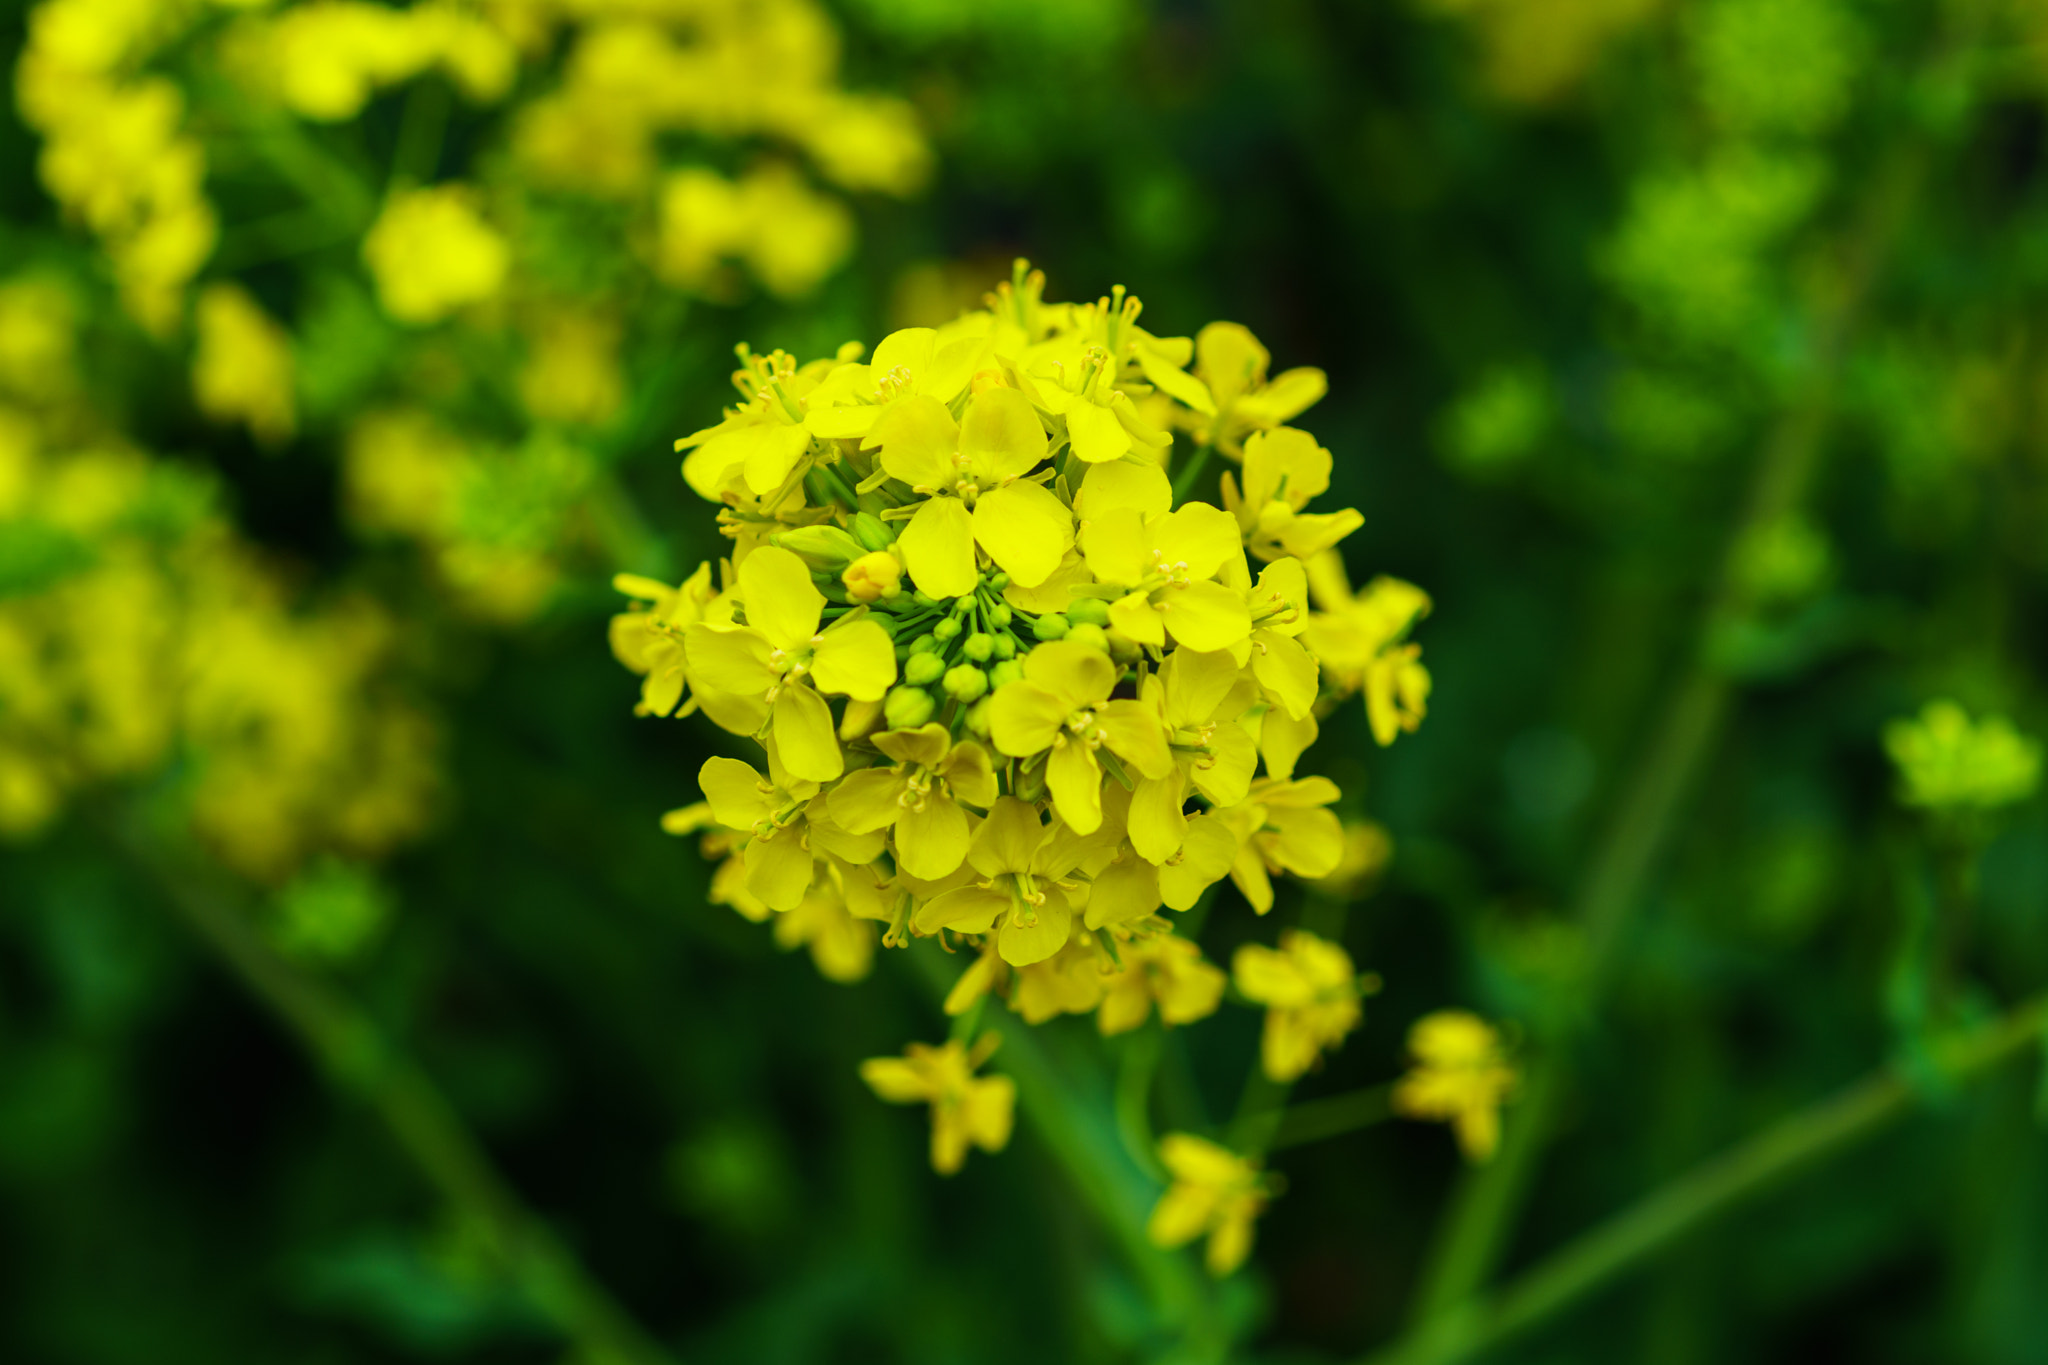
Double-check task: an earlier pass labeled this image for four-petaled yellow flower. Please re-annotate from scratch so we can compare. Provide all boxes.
[1392,1011,1517,1162]
[989,640,1174,834]
[913,795,1113,965]
[831,723,997,879]
[1147,1134,1272,1276]
[361,184,509,326]
[860,1036,1016,1176]
[1883,700,2042,813]
[684,546,896,782]
[1221,427,1363,562]
[1233,929,1372,1081]
[1098,933,1227,1036]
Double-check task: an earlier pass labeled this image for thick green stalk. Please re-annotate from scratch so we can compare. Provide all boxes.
[1408,44,1956,1317]
[1365,995,2048,1365]
[110,821,680,1365]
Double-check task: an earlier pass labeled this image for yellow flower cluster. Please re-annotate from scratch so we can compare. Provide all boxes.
[1883,700,2043,814]
[0,274,437,879]
[612,264,1434,1182]
[15,0,217,334]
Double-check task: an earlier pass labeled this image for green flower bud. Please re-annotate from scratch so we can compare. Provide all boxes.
[773,524,866,570]
[1032,613,1070,641]
[1066,622,1109,652]
[850,511,894,553]
[908,633,938,655]
[989,659,1025,689]
[987,604,1013,628]
[904,651,946,686]
[933,617,962,641]
[1069,597,1111,627]
[986,572,1011,590]
[991,634,1017,661]
[964,696,993,737]
[884,685,936,729]
[943,664,989,702]
[963,632,995,662]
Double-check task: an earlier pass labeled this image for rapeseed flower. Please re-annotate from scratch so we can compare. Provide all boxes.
[1146,1134,1272,1276]
[1233,929,1373,1081]
[1393,1011,1518,1162]
[860,1036,1015,1176]
[611,264,1429,1222]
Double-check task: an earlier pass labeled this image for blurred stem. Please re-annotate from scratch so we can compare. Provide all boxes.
[1171,440,1217,506]
[903,949,1224,1358]
[1364,993,2048,1365]
[107,817,679,1365]
[1227,1061,1290,1156]
[1267,1083,1394,1153]
[1409,21,1969,1318]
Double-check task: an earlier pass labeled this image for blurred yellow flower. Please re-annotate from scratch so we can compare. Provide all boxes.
[1146,1134,1270,1276]
[193,283,296,447]
[860,1036,1015,1176]
[1393,1010,1517,1162]
[362,184,510,325]
[1233,929,1370,1082]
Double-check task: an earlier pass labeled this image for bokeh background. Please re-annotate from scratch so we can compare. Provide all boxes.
[4,0,2048,1362]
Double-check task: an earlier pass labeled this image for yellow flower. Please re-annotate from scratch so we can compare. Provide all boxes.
[1393,1011,1517,1162]
[1220,427,1364,562]
[1216,776,1346,914]
[1190,322,1328,455]
[695,753,821,912]
[1081,500,1253,652]
[682,546,896,782]
[362,184,509,325]
[1146,1134,1270,1276]
[1233,929,1370,1082]
[192,283,296,447]
[1098,932,1226,1036]
[860,1036,1015,1176]
[1128,646,1257,864]
[829,723,997,880]
[869,383,1072,594]
[1883,700,2042,813]
[772,883,875,984]
[988,639,1174,834]
[1301,552,1432,746]
[609,565,719,719]
[912,795,1104,966]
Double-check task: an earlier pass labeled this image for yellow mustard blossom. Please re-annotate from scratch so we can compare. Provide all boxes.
[1147,1134,1272,1276]
[772,883,875,983]
[683,545,897,782]
[1099,932,1227,1036]
[1302,551,1433,746]
[1393,1011,1517,1162]
[1883,700,2042,813]
[192,283,296,447]
[612,264,1426,1189]
[860,1036,1015,1176]
[228,0,518,122]
[362,184,510,326]
[1233,929,1373,1082]
[609,566,720,719]
[0,275,440,878]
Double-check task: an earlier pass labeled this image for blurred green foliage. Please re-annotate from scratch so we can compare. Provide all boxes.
[5,0,2048,1362]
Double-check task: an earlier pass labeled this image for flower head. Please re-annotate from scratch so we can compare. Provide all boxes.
[860,1036,1015,1176]
[1393,1011,1517,1162]
[1146,1134,1273,1276]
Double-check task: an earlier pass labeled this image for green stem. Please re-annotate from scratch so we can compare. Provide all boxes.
[1267,1082,1395,1153]
[1171,440,1217,507]
[107,817,679,1365]
[1408,30,1963,1317]
[1365,994,2048,1365]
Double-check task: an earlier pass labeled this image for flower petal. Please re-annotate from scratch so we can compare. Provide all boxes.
[973,480,1073,588]
[810,619,896,701]
[773,684,843,782]
[898,495,978,598]
[738,546,824,652]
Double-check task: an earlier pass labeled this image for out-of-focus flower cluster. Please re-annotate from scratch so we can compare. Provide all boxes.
[15,0,929,624]
[1884,701,2042,816]
[0,273,437,880]
[612,264,1493,1272]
